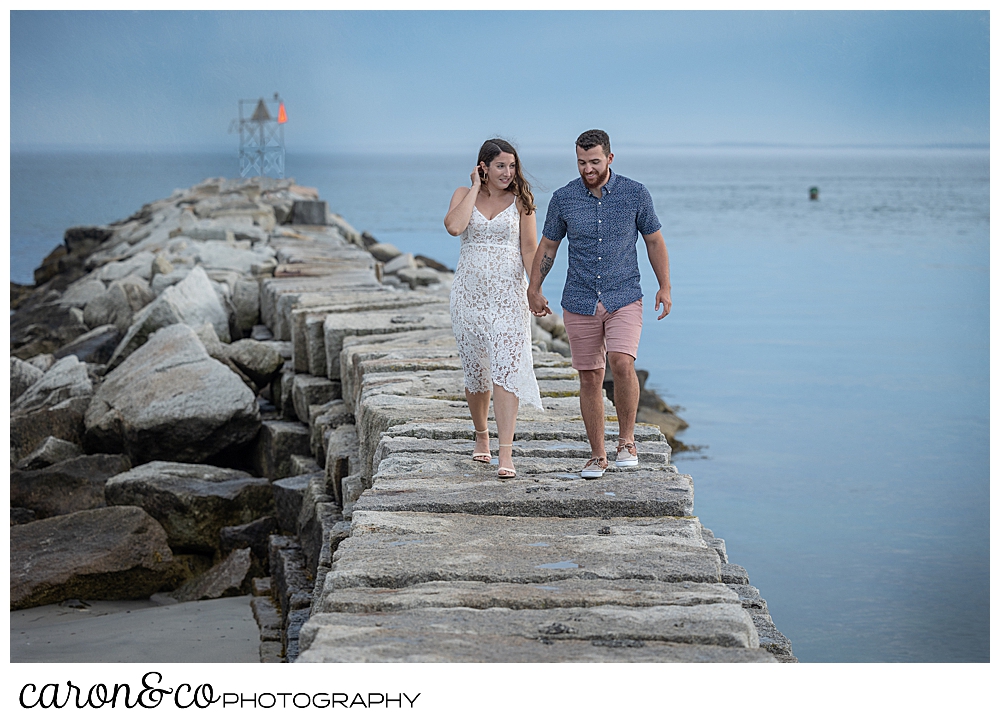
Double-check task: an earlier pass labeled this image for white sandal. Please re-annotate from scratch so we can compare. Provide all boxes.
[497,443,516,479]
[472,428,492,463]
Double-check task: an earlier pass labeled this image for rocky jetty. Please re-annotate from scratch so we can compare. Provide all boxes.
[9,176,793,662]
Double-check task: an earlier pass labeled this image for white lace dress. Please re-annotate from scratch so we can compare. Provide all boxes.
[450,202,543,410]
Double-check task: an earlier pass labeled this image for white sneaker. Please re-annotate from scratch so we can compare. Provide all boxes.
[615,440,639,468]
[581,457,608,479]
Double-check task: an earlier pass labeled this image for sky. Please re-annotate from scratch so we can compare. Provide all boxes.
[9,10,990,153]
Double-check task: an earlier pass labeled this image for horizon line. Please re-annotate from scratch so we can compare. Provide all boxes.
[10,141,990,155]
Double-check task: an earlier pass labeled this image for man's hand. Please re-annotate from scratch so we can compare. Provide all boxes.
[654,287,672,320]
[528,287,552,317]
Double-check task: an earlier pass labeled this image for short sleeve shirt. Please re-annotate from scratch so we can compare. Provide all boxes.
[542,170,661,315]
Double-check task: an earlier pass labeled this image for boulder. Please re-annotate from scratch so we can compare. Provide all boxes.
[10,396,91,463]
[252,420,312,480]
[11,357,44,402]
[171,548,253,602]
[12,355,93,415]
[10,506,178,610]
[83,284,134,331]
[227,338,285,389]
[11,508,36,526]
[96,251,156,282]
[108,265,230,366]
[27,353,56,372]
[59,279,106,309]
[328,213,362,245]
[272,473,313,535]
[219,516,278,573]
[53,324,121,365]
[368,242,402,263]
[85,324,261,464]
[396,267,441,288]
[15,436,83,470]
[232,277,260,332]
[291,200,329,226]
[383,252,416,275]
[104,461,274,553]
[291,374,340,424]
[10,300,90,359]
[10,453,132,519]
[151,254,174,276]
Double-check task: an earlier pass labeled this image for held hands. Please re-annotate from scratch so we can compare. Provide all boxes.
[655,287,672,320]
[528,287,552,317]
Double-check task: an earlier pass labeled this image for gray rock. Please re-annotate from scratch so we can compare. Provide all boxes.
[11,357,44,402]
[83,284,133,330]
[269,536,313,626]
[316,579,739,614]
[15,436,84,470]
[298,605,764,663]
[310,399,354,460]
[322,306,452,380]
[227,338,285,389]
[12,355,93,415]
[295,472,338,571]
[10,396,91,463]
[327,213,362,245]
[272,473,313,535]
[324,423,359,507]
[27,353,56,372]
[53,324,121,365]
[10,506,177,610]
[104,461,274,553]
[232,278,260,332]
[251,595,282,641]
[324,511,721,591]
[291,200,329,226]
[96,251,156,282]
[396,267,441,288]
[11,453,131,519]
[171,548,253,602]
[150,268,188,295]
[367,242,401,262]
[219,516,278,571]
[252,420,312,480]
[11,508,37,526]
[383,252,416,275]
[151,254,174,276]
[357,459,692,519]
[109,266,231,366]
[291,374,340,424]
[86,324,261,464]
[59,279,107,309]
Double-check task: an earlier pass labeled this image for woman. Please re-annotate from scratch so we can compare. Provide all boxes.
[444,138,543,479]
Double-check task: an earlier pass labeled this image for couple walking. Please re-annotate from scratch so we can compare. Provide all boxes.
[444,130,672,480]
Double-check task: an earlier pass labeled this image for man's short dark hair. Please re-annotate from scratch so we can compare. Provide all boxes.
[576,129,611,156]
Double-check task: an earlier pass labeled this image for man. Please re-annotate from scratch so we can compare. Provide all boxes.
[528,129,672,479]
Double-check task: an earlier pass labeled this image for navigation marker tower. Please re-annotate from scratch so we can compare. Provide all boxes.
[230,93,287,178]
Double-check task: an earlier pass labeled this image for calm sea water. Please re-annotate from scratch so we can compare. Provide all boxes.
[9,148,989,663]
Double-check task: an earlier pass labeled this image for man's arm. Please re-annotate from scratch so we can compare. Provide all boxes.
[642,230,672,320]
[527,235,561,317]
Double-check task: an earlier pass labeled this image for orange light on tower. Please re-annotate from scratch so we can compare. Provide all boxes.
[278,102,287,124]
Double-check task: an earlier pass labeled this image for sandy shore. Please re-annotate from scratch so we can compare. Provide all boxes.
[10,595,259,663]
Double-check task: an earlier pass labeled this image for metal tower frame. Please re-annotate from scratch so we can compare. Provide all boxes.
[232,93,286,178]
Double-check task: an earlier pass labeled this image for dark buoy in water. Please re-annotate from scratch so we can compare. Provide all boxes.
[809,186,819,200]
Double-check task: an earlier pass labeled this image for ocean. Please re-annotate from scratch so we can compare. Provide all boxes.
[9,147,989,662]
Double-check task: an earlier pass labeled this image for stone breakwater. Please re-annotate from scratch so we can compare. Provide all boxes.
[9,176,794,663]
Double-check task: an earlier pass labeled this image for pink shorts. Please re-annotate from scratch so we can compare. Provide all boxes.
[562,299,643,371]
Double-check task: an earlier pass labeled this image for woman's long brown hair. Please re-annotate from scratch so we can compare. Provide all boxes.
[476,138,535,215]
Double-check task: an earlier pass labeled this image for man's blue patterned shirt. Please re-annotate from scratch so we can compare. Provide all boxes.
[541,169,661,315]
